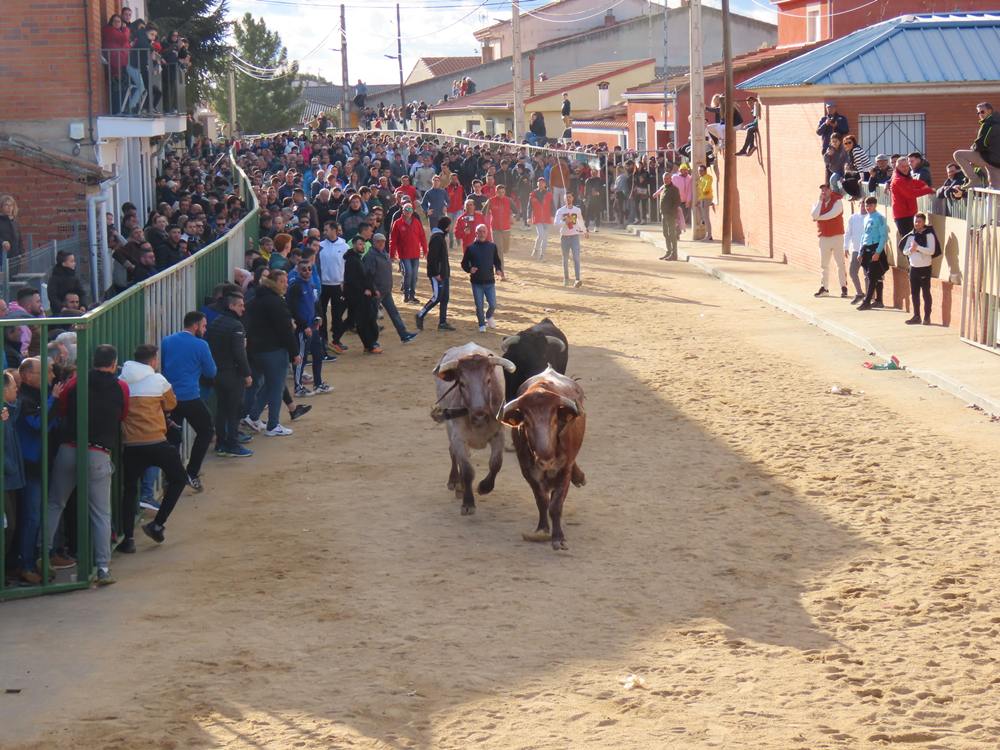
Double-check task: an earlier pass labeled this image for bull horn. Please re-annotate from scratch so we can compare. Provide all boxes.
[559,396,580,416]
[434,359,459,376]
[545,336,566,352]
[489,356,516,373]
[500,335,520,352]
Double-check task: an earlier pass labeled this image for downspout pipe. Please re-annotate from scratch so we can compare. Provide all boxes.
[87,174,120,304]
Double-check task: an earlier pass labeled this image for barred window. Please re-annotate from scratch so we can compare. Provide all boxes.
[858,113,926,158]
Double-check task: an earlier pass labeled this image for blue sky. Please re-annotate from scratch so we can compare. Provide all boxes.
[227,0,777,84]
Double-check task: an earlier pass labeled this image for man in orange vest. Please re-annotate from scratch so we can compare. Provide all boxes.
[810,183,847,298]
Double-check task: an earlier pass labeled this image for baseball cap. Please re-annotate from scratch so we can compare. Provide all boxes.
[876,153,889,161]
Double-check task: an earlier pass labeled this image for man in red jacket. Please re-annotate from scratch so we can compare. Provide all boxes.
[454,198,488,251]
[484,184,514,266]
[810,184,847,298]
[389,203,428,303]
[888,156,935,241]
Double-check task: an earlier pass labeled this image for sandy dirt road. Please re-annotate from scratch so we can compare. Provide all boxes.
[2,228,1000,749]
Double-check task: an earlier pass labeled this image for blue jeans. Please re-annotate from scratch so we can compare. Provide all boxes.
[401,257,420,299]
[561,234,581,281]
[14,475,41,572]
[141,466,158,502]
[471,282,497,326]
[248,349,290,430]
[380,293,409,339]
[125,64,145,112]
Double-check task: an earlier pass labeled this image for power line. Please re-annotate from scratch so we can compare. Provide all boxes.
[745,0,883,18]
[522,0,631,23]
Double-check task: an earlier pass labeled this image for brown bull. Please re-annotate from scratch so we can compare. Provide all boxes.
[500,367,586,550]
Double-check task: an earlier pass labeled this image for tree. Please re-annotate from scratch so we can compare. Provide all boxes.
[148,0,230,109]
[211,14,303,135]
[298,72,333,85]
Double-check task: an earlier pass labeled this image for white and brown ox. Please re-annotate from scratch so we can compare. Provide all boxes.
[500,367,586,550]
[432,342,516,515]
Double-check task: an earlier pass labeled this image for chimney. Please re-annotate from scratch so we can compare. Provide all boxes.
[604,10,615,26]
[597,81,610,110]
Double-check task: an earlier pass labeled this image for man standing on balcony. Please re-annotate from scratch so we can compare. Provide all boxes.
[161,312,217,493]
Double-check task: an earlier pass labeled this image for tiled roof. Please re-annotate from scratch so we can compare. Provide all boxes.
[417,56,483,78]
[740,12,1000,89]
[624,41,824,98]
[431,59,653,112]
[572,102,627,128]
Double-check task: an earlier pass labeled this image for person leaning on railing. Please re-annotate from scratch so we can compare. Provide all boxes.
[953,102,1000,189]
[44,344,128,586]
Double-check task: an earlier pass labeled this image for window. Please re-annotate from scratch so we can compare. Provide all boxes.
[466,119,481,133]
[806,4,823,43]
[635,114,647,153]
[858,113,926,159]
[485,119,496,136]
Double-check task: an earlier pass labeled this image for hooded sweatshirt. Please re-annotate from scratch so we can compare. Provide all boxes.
[120,360,177,446]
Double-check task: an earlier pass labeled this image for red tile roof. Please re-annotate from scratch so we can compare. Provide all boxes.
[431,59,653,112]
[625,42,824,97]
[417,56,483,79]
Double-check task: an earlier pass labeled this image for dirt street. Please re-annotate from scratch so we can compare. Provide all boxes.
[2,228,999,749]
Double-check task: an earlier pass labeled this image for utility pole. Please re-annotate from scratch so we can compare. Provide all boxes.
[511,0,525,139]
[340,4,349,129]
[721,0,735,254]
[227,56,237,139]
[661,0,669,150]
[688,0,706,238]
[396,3,405,112]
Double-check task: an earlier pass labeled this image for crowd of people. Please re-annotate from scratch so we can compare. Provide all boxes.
[101,7,191,116]
[812,101,1000,325]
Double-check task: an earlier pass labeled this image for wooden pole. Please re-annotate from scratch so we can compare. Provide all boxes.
[396,3,405,112]
[511,0,525,139]
[340,4,349,128]
[721,0,735,254]
[227,58,237,138]
[689,0,706,239]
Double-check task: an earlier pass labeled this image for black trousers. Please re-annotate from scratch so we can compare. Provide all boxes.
[168,398,214,478]
[349,295,380,349]
[860,244,887,306]
[895,216,914,247]
[320,284,349,344]
[910,265,932,319]
[122,441,188,537]
[214,374,245,451]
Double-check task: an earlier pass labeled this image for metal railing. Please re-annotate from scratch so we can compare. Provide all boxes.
[960,188,1000,353]
[0,152,256,600]
[100,47,187,117]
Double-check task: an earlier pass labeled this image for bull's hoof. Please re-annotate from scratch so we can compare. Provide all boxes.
[477,478,495,495]
[522,530,552,542]
[461,504,476,516]
[571,464,587,487]
[551,538,569,551]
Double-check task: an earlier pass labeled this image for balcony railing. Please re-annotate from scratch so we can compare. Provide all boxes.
[100,47,187,117]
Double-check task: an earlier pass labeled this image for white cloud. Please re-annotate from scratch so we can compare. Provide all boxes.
[227,0,489,84]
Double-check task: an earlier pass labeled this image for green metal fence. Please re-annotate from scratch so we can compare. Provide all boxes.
[0,152,258,600]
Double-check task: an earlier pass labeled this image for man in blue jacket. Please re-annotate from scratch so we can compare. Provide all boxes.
[161,311,217,492]
[857,196,889,311]
[287,252,331,397]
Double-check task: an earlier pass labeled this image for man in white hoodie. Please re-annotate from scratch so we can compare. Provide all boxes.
[119,343,188,549]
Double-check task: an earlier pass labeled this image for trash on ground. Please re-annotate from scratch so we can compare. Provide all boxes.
[619,674,648,690]
[831,385,853,396]
[863,355,902,371]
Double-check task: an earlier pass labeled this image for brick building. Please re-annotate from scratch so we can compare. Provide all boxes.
[0,0,186,291]
[729,12,1000,326]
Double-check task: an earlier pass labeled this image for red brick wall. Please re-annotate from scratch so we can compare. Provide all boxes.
[775,0,820,46]
[830,0,998,40]
[573,128,626,147]
[0,154,90,244]
[728,93,976,326]
[0,0,110,123]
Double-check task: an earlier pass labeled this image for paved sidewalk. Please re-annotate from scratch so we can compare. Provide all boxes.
[631,226,1000,416]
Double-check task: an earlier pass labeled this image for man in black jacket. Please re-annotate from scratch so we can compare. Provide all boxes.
[416,217,455,331]
[954,102,1000,188]
[44,344,128,586]
[47,251,87,313]
[208,292,253,456]
[244,271,300,436]
[461,224,504,332]
[155,225,185,270]
[343,236,381,354]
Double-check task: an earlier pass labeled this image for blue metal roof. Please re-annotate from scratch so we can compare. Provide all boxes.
[739,12,1000,89]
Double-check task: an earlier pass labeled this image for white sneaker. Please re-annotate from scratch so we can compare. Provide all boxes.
[478,325,487,333]
[242,416,265,432]
[265,424,293,436]
[486,317,497,329]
